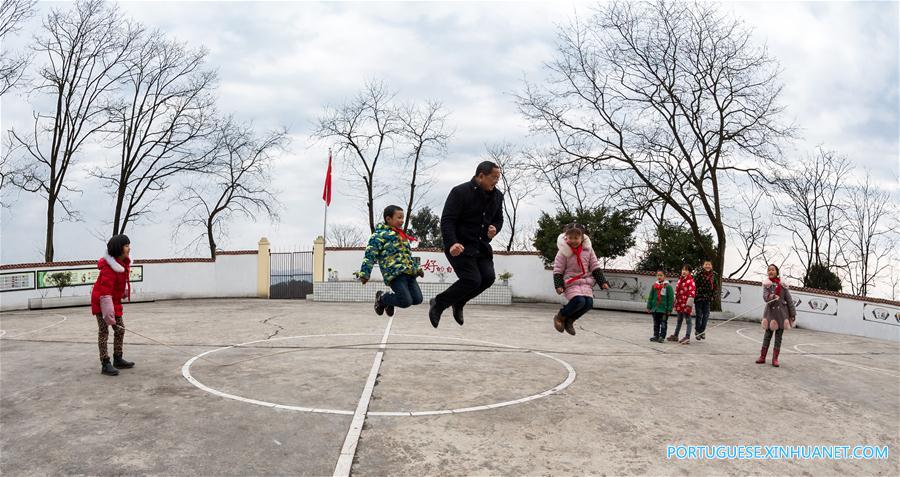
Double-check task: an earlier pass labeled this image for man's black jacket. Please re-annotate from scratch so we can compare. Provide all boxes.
[440,178,504,258]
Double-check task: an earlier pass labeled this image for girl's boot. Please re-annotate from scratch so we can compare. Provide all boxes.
[553,312,566,333]
[113,353,134,369]
[101,358,119,376]
[756,343,769,364]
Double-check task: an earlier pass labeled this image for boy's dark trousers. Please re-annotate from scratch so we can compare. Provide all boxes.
[652,312,668,340]
[381,274,423,308]
[695,300,711,335]
[433,254,495,311]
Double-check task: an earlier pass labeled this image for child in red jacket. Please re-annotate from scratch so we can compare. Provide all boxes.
[90,235,134,376]
[667,264,697,344]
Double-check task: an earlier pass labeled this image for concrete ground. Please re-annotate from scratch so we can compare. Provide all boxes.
[1,298,898,476]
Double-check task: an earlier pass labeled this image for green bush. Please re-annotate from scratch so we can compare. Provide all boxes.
[803,263,842,292]
[636,221,716,275]
[533,207,638,266]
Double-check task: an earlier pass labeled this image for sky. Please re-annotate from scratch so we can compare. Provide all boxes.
[1,1,898,294]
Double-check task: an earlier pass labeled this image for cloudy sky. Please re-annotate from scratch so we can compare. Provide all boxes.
[1,1,898,293]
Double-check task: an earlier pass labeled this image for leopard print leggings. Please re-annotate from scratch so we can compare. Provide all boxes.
[95,314,125,361]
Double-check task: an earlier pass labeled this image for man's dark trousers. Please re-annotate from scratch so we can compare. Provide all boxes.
[434,253,495,310]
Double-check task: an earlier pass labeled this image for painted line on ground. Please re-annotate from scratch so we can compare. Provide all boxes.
[0,314,68,339]
[333,315,394,477]
[736,328,900,377]
[182,333,577,417]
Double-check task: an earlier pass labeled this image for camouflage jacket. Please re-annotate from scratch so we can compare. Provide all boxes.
[358,223,421,285]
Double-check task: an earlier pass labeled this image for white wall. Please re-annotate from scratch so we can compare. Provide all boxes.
[0,253,259,311]
[325,248,900,343]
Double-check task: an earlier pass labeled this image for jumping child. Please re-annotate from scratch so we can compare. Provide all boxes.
[693,259,718,340]
[90,234,135,376]
[667,264,696,344]
[756,264,796,367]
[357,205,425,317]
[552,224,609,336]
[647,270,674,342]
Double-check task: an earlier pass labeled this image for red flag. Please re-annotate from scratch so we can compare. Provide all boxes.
[322,150,332,206]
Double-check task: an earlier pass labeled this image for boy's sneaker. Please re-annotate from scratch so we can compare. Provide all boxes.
[374,291,386,316]
[699,332,706,340]
[386,305,395,317]
[679,337,690,344]
[666,334,678,342]
[649,336,659,342]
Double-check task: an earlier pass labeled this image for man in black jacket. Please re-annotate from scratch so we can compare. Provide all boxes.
[428,161,504,328]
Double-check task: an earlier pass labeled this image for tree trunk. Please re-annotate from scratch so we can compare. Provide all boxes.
[712,234,727,312]
[505,217,516,252]
[404,189,415,232]
[404,151,420,231]
[112,183,126,236]
[207,219,217,259]
[366,177,375,233]
[44,195,55,262]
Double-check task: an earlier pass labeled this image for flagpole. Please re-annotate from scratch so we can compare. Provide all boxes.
[322,149,331,282]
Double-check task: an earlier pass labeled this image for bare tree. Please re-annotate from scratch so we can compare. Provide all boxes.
[314,80,400,233]
[512,222,537,252]
[517,1,792,309]
[0,138,21,206]
[837,173,896,296]
[7,0,137,261]
[0,0,37,95]
[175,118,287,258]
[888,262,900,302]
[93,31,217,235]
[772,148,852,279]
[523,147,603,214]
[398,99,450,231]
[724,186,773,280]
[486,142,538,251]
[327,223,367,248]
[610,170,675,229]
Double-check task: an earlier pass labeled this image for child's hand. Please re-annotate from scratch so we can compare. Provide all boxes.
[358,275,369,285]
[601,283,610,290]
[416,269,425,278]
[556,287,565,295]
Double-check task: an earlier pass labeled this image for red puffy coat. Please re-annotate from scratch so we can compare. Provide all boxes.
[674,275,696,314]
[90,255,131,316]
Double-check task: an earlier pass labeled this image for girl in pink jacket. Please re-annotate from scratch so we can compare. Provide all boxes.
[552,224,609,336]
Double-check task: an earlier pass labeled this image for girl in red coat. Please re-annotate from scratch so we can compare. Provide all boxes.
[90,235,134,376]
[667,264,697,344]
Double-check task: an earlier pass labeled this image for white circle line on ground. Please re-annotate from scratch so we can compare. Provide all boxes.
[0,314,67,339]
[735,327,900,377]
[181,333,576,417]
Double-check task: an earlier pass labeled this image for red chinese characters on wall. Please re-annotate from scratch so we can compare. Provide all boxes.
[420,258,453,274]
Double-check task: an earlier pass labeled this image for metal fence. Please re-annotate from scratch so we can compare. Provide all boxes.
[270,251,314,299]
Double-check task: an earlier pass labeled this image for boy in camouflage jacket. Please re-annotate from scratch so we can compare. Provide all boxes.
[357,205,425,317]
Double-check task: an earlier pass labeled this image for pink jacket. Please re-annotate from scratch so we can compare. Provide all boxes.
[553,234,601,300]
